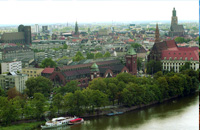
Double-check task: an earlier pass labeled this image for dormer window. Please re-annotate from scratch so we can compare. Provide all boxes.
[169,57,172,60]
[180,57,182,60]
[164,57,166,60]
[190,57,193,61]
[185,57,188,61]
[174,57,177,60]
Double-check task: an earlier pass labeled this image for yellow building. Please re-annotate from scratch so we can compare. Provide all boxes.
[22,68,44,78]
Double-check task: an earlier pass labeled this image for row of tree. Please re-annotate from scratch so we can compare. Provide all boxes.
[0,69,198,126]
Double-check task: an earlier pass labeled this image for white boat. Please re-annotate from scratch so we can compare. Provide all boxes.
[41,116,76,129]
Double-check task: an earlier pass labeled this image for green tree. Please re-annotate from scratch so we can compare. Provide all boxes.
[104,51,111,58]
[25,76,53,98]
[146,60,162,74]
[86,52,94,59]
[88,78,107,93]
[55,80,80,95]
[174,37,185,43]
[0,97,21,126]
[73,51,85,61]
[180,62,190,72]
[63,44,68,49]
[52,93,63,114]
[31,93,46,119]
[40,58,57,68]
[107,83,118,106]
[0,87,6,97]
[95,52,103,59]
[131,43,142,49]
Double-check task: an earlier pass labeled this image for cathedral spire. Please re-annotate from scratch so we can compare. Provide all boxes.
[155,23,160,43]
[75,21,79,35]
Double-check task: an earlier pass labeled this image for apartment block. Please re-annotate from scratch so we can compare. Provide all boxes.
[1,61,22,74]
[0,72,28,93]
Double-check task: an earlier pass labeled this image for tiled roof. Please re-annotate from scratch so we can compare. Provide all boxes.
[58,60,120,71]
[42,68,55,74]
[161,47,199,61]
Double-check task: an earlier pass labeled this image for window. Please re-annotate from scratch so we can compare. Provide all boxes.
[190,57,193,61]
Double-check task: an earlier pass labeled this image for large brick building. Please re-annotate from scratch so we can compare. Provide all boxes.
[49,47,137,87]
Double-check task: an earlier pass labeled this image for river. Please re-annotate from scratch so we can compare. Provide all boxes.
[40,93,199,130]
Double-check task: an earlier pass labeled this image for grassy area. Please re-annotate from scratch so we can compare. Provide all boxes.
[0,121,45,130]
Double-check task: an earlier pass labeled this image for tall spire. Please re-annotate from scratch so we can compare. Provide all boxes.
[75,21,79,35]
[155,23,160,43]
[173,7,176,17]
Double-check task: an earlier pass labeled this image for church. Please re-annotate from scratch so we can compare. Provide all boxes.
[168,8,185,37]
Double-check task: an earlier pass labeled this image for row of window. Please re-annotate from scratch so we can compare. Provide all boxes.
[164,57,193,60]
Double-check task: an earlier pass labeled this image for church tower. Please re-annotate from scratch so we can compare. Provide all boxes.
[171,8,178,25]
[126,47,137,75]
[75,21,79,35]
[155,23,160,43]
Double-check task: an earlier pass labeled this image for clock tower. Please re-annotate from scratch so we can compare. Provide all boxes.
[126,47,137,75]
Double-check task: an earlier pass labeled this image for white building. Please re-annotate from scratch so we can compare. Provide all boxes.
[1,61,22,74]
[0,72,28,93]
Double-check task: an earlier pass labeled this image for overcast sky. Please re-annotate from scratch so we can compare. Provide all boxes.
[0,0,198,25]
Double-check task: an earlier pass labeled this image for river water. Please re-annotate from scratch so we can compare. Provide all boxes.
[41,93,198,130]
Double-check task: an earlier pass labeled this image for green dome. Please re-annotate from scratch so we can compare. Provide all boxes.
[127,47,136,55]
[91,63,99,72]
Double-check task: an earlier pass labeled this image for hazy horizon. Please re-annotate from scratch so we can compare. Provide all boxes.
[0,0,198,25]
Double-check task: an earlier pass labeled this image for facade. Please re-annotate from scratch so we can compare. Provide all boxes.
[22,68,44,78]
[168,8,185,37]
[0,72,28,93]
[1,61,22,74]
[161,47,199,72]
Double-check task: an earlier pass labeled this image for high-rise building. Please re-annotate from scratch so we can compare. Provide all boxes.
[35,24,39,34]
[42,26,48,33]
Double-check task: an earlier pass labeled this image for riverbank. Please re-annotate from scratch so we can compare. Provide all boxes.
[0,121,45,130]
[81,95,184,118]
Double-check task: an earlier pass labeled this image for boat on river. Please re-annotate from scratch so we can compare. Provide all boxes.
[107,111,124,116]
[41,116,76,129]
[68,118,84,125]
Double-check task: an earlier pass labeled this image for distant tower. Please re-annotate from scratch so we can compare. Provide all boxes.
[171,7,178,25]
[75,21,79,35]
[90,63,100,80]
[18,24,32,45]
[126,47,137,75]
[155,23,160,43]
[35,24,39,34]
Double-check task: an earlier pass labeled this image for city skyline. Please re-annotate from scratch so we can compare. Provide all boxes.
[0,0,198,25]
